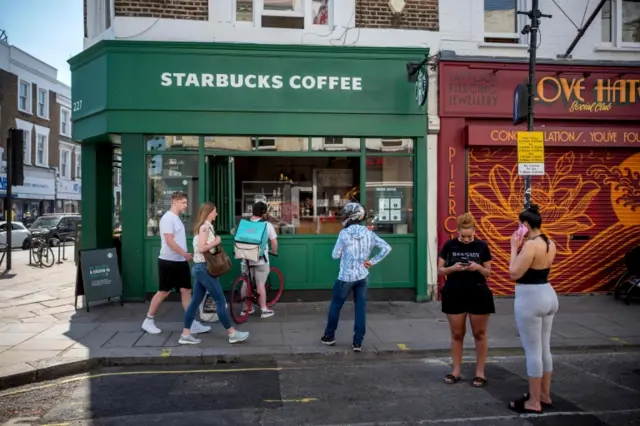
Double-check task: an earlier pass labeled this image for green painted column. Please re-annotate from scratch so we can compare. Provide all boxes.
[120,134,146,300]
[81,143,114,250]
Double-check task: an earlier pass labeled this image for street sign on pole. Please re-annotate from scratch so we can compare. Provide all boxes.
[517,131,545,176]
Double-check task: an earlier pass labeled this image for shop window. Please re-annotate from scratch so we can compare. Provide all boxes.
[365,156,414,235]
[366,138,413,153]
[146,155,199,236]
[146,135,198,152]
[602,0,640,46]
[311,137,360,152]
[230,156,361,235]
[205,136,253,151]
[484,0,524,44]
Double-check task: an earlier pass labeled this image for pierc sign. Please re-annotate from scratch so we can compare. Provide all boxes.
[517,131,545,176]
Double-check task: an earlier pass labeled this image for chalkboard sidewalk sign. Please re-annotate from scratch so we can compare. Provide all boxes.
[75,248,124,312]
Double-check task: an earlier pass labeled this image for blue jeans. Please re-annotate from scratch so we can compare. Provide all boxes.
[184,263,232,330]
[324,278,367,345]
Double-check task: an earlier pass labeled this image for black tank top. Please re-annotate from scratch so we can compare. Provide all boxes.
[515,234,551,285]
[516,267,550,284]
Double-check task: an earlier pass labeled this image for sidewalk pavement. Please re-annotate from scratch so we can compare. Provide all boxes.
[1,258,640,390]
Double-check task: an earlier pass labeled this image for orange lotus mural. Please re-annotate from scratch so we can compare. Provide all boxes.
[469,148,640,295]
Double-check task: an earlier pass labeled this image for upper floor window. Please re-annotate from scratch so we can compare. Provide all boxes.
[235,0,331,29]
[18,80,31,113]
[76,152,82,179]
[60,107,71,137]
[602,0,640,46]
[87,0,113,37]
[34,125,50,167]
[37,88,49,119]
[60,148,71,179]
[484,0,523,43]
[23,130,31,165]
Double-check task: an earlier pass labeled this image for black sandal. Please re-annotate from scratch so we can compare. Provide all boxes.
[471,376,488,387]
[508,396,543,414]
[523,393,553,408]
[444,374,462,384]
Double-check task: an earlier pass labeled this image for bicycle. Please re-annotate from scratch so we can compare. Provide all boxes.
[229,252,285,324]
[30,236,55,268]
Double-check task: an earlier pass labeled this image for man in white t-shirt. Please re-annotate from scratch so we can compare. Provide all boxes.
[141,192,211,335]
[241,201,278,318]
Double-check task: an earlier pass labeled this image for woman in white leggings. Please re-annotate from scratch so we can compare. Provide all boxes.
[508,204,559,414]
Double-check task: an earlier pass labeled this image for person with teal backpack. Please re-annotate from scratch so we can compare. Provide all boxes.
[234,201,278,318]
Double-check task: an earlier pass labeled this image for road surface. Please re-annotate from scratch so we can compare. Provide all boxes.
[1,352,639,425]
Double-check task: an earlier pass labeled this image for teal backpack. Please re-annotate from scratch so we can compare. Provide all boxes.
[233,218,269,262]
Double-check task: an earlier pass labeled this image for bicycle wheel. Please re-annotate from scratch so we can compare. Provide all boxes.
[38,246,55,268]
[229,275,252,324]
[265,267,285,307]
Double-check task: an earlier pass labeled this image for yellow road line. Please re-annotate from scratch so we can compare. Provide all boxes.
[160,348,172,357]
[264,397,318,403]
[41,423,72,426]
[397,344,409,350]
[0,367,291,398]
[610,337,628,344]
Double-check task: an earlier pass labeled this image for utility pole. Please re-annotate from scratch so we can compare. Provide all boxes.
[518,0,551,209]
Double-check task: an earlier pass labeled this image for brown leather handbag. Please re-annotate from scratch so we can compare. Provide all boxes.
[203,228,232,277]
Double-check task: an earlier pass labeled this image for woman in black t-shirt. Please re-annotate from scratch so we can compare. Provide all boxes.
[437,213,494,387]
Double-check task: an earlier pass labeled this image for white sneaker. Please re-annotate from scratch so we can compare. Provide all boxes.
[260,309,275,319]
[228,330,250,344]
[191,320,212,334]
[241,306,256,316]
[178,334,202,345]
[142,318,161,334]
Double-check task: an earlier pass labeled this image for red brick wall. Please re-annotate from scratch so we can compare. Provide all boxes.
[114,0,208,20]
[356,0,439,30]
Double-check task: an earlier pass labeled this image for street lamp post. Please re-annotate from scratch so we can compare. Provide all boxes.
[518,0,551,209]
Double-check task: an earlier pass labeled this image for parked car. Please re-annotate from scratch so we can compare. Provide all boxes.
[27,214,81,246]
[0,221,32,250]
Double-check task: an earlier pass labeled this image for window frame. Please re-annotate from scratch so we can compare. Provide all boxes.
[18,80,32,114]
[75,150,82,179]
[59,144,73,179]
[37,88,49,119]
[483,0,528,44]
[34,125,50,168]
[60,107,72,137]
[23,130,32,165]
[233,0,333,29]
[606,0,640,48]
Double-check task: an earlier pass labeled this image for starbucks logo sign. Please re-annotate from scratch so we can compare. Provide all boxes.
[415,66,428,107]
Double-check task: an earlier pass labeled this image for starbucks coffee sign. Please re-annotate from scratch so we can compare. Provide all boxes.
[161,72,363,91]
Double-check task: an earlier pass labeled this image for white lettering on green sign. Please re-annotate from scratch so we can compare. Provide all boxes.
[160,73,363,91]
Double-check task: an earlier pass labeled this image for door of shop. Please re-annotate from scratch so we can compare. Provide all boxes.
[468,147,640,295]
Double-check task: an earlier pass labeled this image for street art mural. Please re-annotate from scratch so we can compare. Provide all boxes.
[468,149,640,295]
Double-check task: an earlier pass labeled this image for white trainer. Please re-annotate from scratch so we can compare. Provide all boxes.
[228,330,249,344]
[178,334,202,345]
[142,318,161,334]
[190,320,212,334]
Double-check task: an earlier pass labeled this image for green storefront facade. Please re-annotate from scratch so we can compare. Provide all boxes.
[69,40,430,301]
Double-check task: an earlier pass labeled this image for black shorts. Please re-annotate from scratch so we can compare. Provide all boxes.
[157,259,192,292]
[441,282,495,315]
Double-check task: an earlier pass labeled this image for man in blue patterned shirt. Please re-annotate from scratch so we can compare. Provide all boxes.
[321,202,392,352]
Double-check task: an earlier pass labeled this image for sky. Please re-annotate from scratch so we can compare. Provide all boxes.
[0,0,84,85]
